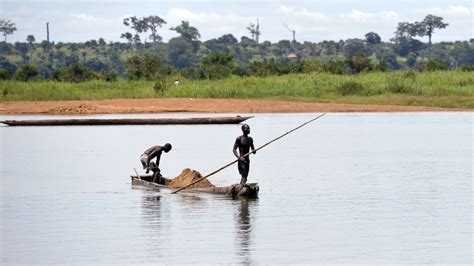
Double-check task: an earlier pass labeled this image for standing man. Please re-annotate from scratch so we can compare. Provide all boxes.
[140,143,172,183]
[233,124,256,185]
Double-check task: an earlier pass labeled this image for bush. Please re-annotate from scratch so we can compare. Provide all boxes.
[347,54,373,74]
[0,67,13,80]
[153,79,168,94]
[338,80,366,96]
[250,59,304,77]
[14,64,39,81]
[302,60,325,73]
[232,65,250,77]
[460,64,474,72]
[51,69,62,81]
[60,63,97,83]
[324,60,351,75]
[101,71,118,82]
[125,55,143,80]
[125,54,174,80]
[403,70,417,81]
[386,73,414,94]
[250,60,275,76]
[180,67,202,79]
[422,59,448,71]
[200,52,235,80]
[0,56,16,78]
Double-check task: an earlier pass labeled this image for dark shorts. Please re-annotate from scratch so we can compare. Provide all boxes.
[238,159,250,177]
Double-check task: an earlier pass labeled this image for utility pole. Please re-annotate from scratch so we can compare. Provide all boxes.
[255,18,260,44]
[46,22,50,43]
[283,24,296,43]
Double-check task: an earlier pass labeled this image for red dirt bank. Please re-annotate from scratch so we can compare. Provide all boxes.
[0,98,467,115]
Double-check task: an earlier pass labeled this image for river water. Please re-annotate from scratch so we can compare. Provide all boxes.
[0,113,472,264]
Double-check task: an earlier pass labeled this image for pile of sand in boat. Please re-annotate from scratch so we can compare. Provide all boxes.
[141,168,258,197]
[168,168,215,189]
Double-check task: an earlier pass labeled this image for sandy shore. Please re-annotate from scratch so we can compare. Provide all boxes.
[0,98,468,115]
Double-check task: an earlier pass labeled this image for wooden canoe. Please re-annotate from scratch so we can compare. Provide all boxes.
[131,175,259,198]
[1,116,253,126]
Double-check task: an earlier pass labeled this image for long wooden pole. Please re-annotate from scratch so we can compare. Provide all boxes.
[171,113,327,194]
[133,168,142,180]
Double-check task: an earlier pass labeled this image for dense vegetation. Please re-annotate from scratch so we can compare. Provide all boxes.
[2,71,473,109]
[0,15,473,108]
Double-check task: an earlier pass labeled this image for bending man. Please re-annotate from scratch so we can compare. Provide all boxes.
[140,143,172,183]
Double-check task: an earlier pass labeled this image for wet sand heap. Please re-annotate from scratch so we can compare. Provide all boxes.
[169,168,215,189]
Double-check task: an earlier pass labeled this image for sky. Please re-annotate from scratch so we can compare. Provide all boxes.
[1,0,472,43]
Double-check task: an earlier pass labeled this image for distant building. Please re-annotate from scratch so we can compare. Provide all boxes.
[286,53,298,59]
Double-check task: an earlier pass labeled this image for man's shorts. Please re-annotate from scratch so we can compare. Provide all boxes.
[140,154,149,169]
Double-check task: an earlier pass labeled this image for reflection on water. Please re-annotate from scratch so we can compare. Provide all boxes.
[234,198,258,265]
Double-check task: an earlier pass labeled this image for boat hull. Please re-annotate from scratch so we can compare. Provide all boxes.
[131,175,259,198]
[2,116,253,126]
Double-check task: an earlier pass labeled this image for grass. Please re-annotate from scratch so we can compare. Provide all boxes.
[1,70,473,109]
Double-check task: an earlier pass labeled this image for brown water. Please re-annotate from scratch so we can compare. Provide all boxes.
[1,113,472,264]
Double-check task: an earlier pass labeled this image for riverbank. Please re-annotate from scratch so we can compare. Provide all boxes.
[0,98,469,115]
[2,71,473,110]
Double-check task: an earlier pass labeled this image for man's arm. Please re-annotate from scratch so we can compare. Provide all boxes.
[155,153,162,169]
[233,137,244,161]
[251,137,256,154]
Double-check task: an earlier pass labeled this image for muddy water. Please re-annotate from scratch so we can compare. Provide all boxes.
[1,113,472,264]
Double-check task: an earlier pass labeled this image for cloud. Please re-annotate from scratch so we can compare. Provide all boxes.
[279,5,327,20]
[425,5,472,17]
[343,10,400,22]
[162,8,256,40]
[4,1,471,43]
[275,5,403,41]
[166,8,252,24]
[72,14,99,23]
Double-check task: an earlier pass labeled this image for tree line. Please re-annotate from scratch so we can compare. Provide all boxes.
[0,14,473,82]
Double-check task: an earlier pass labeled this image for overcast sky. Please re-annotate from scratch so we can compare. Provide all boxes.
[1,0,472,43]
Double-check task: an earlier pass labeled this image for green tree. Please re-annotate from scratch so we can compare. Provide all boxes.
[240,36,257,48]
[0,66,13,80]
[347,54,373,73]
[124,55,143,79]
[14,64,39,81]
[392,22,425,56]
[200,52,235,79]
[85,39,99,58]
[246,22,261,43]
[15,42,29,61]
[143,15,166,43]
[125,54,172,80]
[343,39,366,58]
[122,16,147,44]
[26,35,35,61]
[98,38,107,59]
[217,34,238,45]
[365,32,381,45]
[167,37,199,69]
[60,63,96,82]
[41,40,51,53]
[0,19,17,42]
[423,58,448,71]
[120,32,133,45]
[170,21,200,42]
[420,15,448,58]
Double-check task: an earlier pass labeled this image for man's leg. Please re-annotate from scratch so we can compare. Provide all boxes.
[152,170,162,183]
[238,161,244,184]
[150,163,161,183]
[239,161,249,185]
